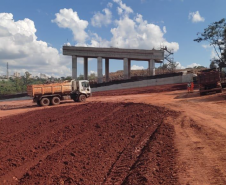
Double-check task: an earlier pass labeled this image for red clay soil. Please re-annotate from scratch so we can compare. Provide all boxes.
[0,102,179,185]
[92,83,188,96]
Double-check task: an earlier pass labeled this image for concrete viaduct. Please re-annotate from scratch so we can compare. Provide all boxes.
[63,46,164,83]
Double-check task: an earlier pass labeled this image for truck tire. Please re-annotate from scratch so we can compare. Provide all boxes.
[216,89,222,93]
[51,96,60,105]
[78,94,86,102]
[73,98,78,102]
[40,98,50,106]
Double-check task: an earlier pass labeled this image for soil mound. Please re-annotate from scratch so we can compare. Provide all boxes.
[0,102,178,184]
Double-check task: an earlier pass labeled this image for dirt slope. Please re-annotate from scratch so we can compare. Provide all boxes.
[0,102,178,185]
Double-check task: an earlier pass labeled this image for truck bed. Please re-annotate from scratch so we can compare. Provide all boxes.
[197,71,221,85]
[27,82,72,97]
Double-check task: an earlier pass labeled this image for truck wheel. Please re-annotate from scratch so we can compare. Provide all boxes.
[40,98,50,106]
[216,90,222,93]
[73,98,78,102]
[78,95,86,102]
[51,97,60,105]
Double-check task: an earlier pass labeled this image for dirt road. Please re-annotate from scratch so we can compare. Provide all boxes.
[0,84,226,184]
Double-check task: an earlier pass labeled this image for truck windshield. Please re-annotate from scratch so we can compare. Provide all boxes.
[81,82,89,87]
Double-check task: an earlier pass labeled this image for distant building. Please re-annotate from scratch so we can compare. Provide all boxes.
[40,73,48,79]
[14,72,20,77]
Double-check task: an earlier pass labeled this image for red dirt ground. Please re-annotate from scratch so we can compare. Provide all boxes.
[0,102,179,185]
[1,83,226,184]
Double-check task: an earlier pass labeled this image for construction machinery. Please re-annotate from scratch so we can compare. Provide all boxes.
[197,69,222,96]
[27,80,91,106]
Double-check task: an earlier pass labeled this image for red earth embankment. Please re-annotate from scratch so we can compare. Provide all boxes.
[0,102,179,184]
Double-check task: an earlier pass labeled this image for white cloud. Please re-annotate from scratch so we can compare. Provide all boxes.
[175,62,185,69]
[113,0,133,15]
[109,13,179,51]
[52,8,88,44]
[202,44,211,49]
[53,2,179,52]
[117,7,123,15]
[163,26,167,34]
[211,49,218,59]
[89,70,97,75]
[107,2,113,8]
[189,11,205,23]
[186,63,201,68]
[91,8,112,27]
[0,13,71,77]
[131,65,144,70]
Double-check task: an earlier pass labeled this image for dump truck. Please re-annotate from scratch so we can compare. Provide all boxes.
[220,67,226,88]
[197,69,222,96]
[27,80,91,106]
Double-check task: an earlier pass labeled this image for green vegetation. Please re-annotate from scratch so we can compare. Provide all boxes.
[0,72,47,95]
[0,71,98,96]
[194,18,226,70]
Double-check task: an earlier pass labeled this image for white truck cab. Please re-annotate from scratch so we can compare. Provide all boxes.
[71,80,91,97]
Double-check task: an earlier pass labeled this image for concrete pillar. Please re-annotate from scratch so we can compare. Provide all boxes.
[72,56,77,80]
[84,57,88,80]
[128,59,131,78]
[123,58,130,79]
[148,59,155,76]
[97,57,103,83]
[105,58,109,82]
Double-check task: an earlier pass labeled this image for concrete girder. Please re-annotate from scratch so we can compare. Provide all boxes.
[63,46,164,61]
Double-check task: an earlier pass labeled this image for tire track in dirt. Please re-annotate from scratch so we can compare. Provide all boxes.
[172,115,226,185]
[103,124,159,184]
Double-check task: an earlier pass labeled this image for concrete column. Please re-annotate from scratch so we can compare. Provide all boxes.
[123,58,129,79]
[97,57,103,83]
[105,58,109,82]
[72,56,77,80]
[148,59,155,76]
[84,57,88,80]
[128,59,131,79]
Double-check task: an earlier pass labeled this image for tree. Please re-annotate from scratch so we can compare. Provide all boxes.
[167,62,178,72]
[194,18,226,70]
[23,71,31,86]
[158,63,168,73]
[77,74,84,80]
[89,73,97,80]
[15,77,22,92]
[210,59,218,69]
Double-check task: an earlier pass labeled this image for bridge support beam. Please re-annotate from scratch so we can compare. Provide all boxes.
[124,58,130,79]
[84,57,88,80]
[105,58,109,82]
[97,57,103,83]
[148,59,155,76]
[72,56,77,80]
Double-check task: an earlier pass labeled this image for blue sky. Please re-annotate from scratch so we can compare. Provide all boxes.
[0,0,225,77]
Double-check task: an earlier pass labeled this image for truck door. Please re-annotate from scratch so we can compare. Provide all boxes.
[80,81,91,94]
